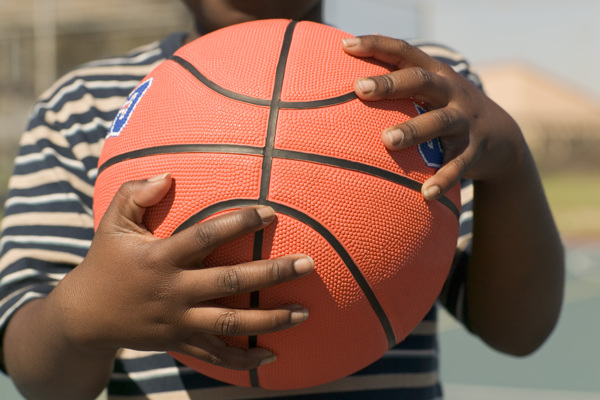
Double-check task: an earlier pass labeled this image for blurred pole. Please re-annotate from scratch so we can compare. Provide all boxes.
[11,36,22,85]
[32,0,57,96]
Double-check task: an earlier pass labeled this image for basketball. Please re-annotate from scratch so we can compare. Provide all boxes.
[94,19,460,390]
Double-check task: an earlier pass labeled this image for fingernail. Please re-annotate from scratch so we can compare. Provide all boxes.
[386,128,405,146]
[260,354,277,366]
[256,206,275,224]
[290,306,309,324]
[147,172,170,182]
[357,78,376,94]
[342,37,361,48]
[423,185,441,201]
[293,257,314,275]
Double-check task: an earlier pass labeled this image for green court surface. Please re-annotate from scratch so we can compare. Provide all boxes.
[1,242,598,399]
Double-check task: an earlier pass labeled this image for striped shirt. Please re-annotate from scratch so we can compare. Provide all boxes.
[0,32,475,399]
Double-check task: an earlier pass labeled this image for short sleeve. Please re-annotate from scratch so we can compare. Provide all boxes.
[412,41,480,328]
[0,89,104,348]
[0,34,184,373]
[0,70,125,372]
[438,179,474,327]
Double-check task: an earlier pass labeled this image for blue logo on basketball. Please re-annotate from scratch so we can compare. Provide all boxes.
[107,78,153,138]
[414,103,444,168]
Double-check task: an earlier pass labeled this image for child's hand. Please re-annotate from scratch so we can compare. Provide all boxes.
[342,35,526,199]
[341,36,564,357]
[52,173,313,370]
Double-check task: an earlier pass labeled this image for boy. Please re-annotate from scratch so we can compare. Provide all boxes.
[0,1,564,399]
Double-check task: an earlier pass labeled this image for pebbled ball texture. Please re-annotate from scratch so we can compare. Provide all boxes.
[94,19,461,390]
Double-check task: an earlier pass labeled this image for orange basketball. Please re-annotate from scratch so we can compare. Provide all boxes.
[94,20,460,390]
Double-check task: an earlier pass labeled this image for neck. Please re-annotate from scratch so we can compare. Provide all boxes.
[186,2,323,44]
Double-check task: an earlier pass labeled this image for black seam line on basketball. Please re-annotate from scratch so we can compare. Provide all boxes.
[96,144,264,176]
[96,143,459,219]
[169,58,358,109]
[260,20,296,204]
[249,368,259,389]
[170,55,269,107]
[250,20,297,389]
[272,149,461,219]
[169,196,263,385]
[171,198,398,350]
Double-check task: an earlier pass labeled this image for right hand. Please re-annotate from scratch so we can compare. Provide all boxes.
[52,173,313,370]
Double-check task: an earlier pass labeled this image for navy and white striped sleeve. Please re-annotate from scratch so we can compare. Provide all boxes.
[412,41,479,327]
[0,35,183,371]
[0,80,107,343]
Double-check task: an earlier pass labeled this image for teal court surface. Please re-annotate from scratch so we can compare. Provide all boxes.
[1,241,599,399]
[441,240,600,399]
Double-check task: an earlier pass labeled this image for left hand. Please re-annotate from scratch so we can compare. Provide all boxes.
[342,35,526,200]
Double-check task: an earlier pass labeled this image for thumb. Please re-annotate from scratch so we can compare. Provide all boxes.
[100,173,172,230]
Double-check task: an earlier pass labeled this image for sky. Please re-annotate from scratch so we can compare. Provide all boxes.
[324,0,600,99]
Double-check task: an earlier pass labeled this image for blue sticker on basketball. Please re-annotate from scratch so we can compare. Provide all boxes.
[107,78,153,138]
[418,139,444,168]
[414,102,444,168]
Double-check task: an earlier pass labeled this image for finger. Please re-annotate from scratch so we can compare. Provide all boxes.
[163,206,276,266]
[342,35,440,70]
[179,335,276,370]
[183,304,309,336]
[422,148,476,201]
[354,67,450,106]
[179,255,314,302]
[98,173,172,230]
[382,108,466,150]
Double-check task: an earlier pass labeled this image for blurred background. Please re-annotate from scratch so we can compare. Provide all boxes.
[1,0,599,398]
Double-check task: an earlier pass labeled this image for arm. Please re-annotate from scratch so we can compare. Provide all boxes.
[467,145,564,355]
[3,175,312,399]
[342,35,564,355]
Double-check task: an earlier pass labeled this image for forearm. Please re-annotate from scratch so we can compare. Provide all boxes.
[466,141,565,355]
[3,294,116,400]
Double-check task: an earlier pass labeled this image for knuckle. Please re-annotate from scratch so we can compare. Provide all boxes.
[205,351,227,367]
[266,258,291,282]
[143,249,163,268]
[179,338,253,370]
[265,315,281,332]
[451,156,469,176]
[391,39,416,64]
[394,38,413,53]
[218,267,243,293]
[146,278,174,303]
[411,67,434,89]
[434,60,452,75]
[359,34,381,50]
[112,181,136,207]
[231,208,253,226]
[138,250,172,280]
[117,180,137,195]
[214,311,242,335]
[212,354,252,371]
[401,121,419,145]
[433,109,454,131]
[258,311,284,332]
[194,223,219,249]
[228,208,261,231]
[377,74,397,95]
